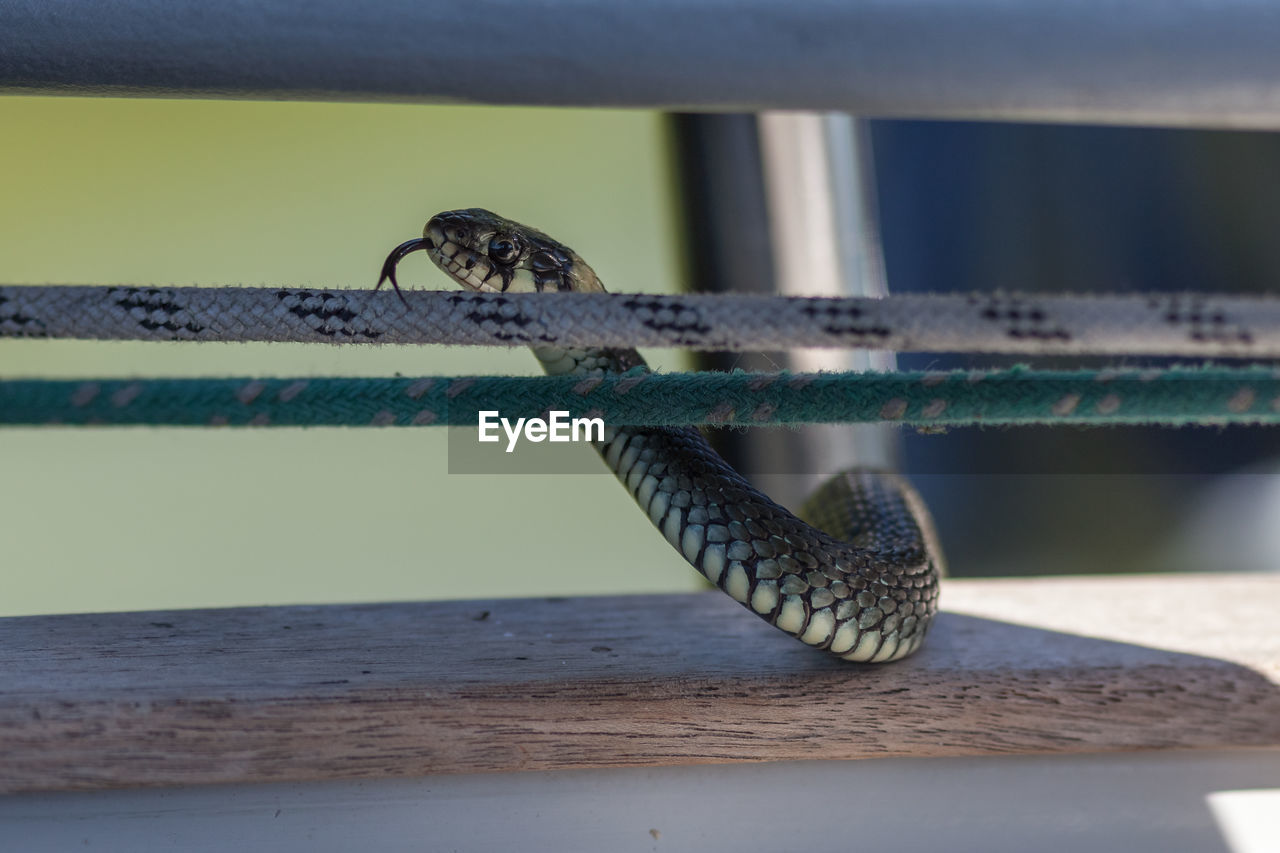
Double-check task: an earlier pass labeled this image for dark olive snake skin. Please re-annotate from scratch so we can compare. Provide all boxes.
[379,208,943,661]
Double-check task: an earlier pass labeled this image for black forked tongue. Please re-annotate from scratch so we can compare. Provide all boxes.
[375,237,434,308]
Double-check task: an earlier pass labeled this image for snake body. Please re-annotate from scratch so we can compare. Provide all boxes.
[379,209,943,662]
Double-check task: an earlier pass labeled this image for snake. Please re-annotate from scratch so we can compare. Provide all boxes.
[378,208,943,662]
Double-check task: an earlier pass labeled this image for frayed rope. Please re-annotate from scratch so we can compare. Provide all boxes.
[3,365,1279,428]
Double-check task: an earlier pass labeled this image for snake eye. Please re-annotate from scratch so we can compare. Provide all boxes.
[488,237,519,264]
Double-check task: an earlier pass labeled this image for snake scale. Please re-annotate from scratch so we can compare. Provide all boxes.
[379,209,943,662]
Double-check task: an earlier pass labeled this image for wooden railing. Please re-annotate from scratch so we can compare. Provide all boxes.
[3,574,1276,794]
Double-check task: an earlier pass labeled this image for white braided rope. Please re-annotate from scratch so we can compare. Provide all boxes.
[3,285,1280,355]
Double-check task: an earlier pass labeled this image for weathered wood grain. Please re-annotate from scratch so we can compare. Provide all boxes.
[1,574,1277,793]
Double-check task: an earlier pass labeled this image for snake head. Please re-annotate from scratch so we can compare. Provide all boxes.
[377,208,605,303]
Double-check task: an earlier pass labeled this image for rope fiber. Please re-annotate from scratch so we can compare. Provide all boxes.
[4,366,1279,428]
[5,285,1280,356]
[8,285,1280,428]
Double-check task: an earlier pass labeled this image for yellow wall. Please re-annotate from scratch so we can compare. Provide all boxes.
[0,97,702,615]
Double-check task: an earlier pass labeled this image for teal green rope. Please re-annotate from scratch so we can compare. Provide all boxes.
[3,366,1279,428]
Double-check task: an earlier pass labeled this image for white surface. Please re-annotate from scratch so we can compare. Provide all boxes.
[1209,788,1280,853]
[3,751,1278,853]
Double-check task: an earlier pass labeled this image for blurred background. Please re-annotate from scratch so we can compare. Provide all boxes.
[2,97,1279,617]
[877,122,1280,577]
[0,98,694,615]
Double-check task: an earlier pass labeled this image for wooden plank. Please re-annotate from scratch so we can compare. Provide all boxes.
[0,574,1277,793]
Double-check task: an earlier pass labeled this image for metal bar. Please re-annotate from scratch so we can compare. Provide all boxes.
[6,1,1280,128]
[758,111,897,484]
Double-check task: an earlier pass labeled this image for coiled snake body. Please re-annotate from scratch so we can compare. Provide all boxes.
[380,209,943,662]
